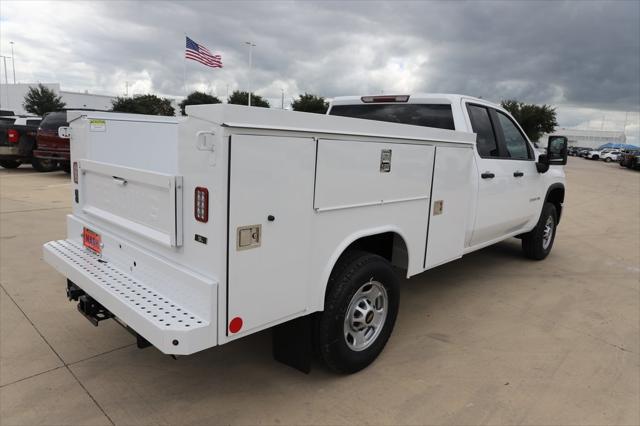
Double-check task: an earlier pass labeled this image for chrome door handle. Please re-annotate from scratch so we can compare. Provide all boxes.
[513,171,524,177]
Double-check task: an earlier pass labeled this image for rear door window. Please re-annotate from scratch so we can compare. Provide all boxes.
[26,119,42,127]
[40,112,68,130]
[329,104,455,130]
[0,118,16,125]
[467,105,499,157]
[495,112,532,160]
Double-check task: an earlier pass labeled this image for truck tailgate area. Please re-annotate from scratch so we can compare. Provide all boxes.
[44,225,218,355]
[79,160,183,247]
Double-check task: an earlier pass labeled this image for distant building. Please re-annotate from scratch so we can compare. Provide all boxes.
[540,128,626,149]
[0,83,116,115]
[0,83,181,116]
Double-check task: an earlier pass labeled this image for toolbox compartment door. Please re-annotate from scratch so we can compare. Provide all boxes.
[79,159,183,247]
[424,146,473,268]
[227,135,315,337]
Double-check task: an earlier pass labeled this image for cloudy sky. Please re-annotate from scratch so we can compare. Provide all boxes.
[1,1,639,141]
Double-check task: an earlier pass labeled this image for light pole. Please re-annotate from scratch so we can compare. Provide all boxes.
[0,56,8,85]
[9,41,15,84]
[281,88,284,109]
[244,41,255,106]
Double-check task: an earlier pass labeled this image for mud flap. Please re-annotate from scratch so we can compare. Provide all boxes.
[272,315,313,374]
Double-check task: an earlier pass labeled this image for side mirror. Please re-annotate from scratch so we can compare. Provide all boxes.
[537,135,567,173]
[547,136,568,165]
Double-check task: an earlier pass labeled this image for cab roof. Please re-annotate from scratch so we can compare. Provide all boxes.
[329,93,500,109]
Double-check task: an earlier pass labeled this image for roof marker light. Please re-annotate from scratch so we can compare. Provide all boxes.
[361,95,410,103]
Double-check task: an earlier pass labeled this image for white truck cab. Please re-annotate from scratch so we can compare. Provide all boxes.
[43,95,567,374]
[329,94,566,250]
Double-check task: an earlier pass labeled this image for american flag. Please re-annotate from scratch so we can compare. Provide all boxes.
[185,36,222,68]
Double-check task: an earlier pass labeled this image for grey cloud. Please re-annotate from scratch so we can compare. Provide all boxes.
[3,0,639,113]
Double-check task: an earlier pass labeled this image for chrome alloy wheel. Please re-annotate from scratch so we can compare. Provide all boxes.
[542,216,555,250]
[343,280,388,352]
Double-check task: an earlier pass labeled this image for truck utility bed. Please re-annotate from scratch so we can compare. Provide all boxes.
[44,105,476,355]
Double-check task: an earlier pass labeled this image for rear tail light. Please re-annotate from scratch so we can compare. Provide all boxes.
[361,95,410,103]
[7,129,19,143]
[194,187,209,222]
[73,162,78,184]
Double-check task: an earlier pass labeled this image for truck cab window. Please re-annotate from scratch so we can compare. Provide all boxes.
[329,104,455,130]
[496,112,532,160]
[467,105,499,157]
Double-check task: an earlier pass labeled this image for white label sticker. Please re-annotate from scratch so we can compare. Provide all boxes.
[89,119,106,132]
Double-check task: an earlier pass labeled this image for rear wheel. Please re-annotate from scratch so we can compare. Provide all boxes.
[316,250,399,374]
[0,160,20,169]
[522,202,557,260]
[604,157,612,163]
[32,158,57,172]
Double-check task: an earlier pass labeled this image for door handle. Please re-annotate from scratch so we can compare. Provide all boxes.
[112,176,127,186]
[481,172,495,179]
[513,171,524,177]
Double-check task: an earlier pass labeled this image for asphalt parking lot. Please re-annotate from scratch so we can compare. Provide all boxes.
[1,158,638,426]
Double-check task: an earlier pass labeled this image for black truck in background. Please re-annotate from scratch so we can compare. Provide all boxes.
[0,110,44,170]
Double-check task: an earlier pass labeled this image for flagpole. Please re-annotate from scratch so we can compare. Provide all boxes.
[245,41,255,106]
[183,33,188,99]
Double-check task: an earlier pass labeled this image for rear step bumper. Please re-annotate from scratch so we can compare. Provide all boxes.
[43,240,214,355]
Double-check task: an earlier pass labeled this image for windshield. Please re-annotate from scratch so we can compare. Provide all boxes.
[329,104,455,130]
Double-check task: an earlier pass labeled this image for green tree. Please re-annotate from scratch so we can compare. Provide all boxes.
[227,90,269,108]
[23,84,66,116]
[179,91,222,115]
[111,94,175,116]
[291,93,328,114]
[500,100,557,142]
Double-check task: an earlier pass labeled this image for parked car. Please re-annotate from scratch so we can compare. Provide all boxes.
[601,150,621,162]
[568,146,588,156]
[577,148,591,157]
[0,115,42,169]
[33,111,70,172]
[620,150,640,169]
[585,148,616,160]
[43,95,568,374]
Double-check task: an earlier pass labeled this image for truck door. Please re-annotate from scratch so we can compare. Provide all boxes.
[467,103,542,246]
[466,104,522,246]
[226,134,316,338]
[491,110,542,227]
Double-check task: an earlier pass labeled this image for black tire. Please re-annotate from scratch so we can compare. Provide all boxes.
[604,157,611,163]
[522,202,557,260]
[592,155,599,160]
[316,250,399,374]
[0,160,20,169]
[32,158,57,172]
[60,163,71,173]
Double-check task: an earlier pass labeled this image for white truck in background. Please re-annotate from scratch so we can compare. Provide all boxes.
[43,94,568,374]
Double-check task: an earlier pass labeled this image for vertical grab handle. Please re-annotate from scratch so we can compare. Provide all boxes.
[196,131,216,151]
[196,131,217,166]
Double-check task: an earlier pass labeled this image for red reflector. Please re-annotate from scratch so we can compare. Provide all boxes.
[73,162,78,184]
[194,187,209,222]
[229,317,243,333]
[361,95,410,103]
[7,129,19,143]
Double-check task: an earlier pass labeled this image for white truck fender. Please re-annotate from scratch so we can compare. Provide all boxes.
[311,225,411,311]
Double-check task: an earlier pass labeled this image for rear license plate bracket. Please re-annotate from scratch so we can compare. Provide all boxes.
[83,227,102,255]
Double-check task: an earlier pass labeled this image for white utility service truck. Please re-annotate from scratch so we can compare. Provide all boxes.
[43,94,568,373]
